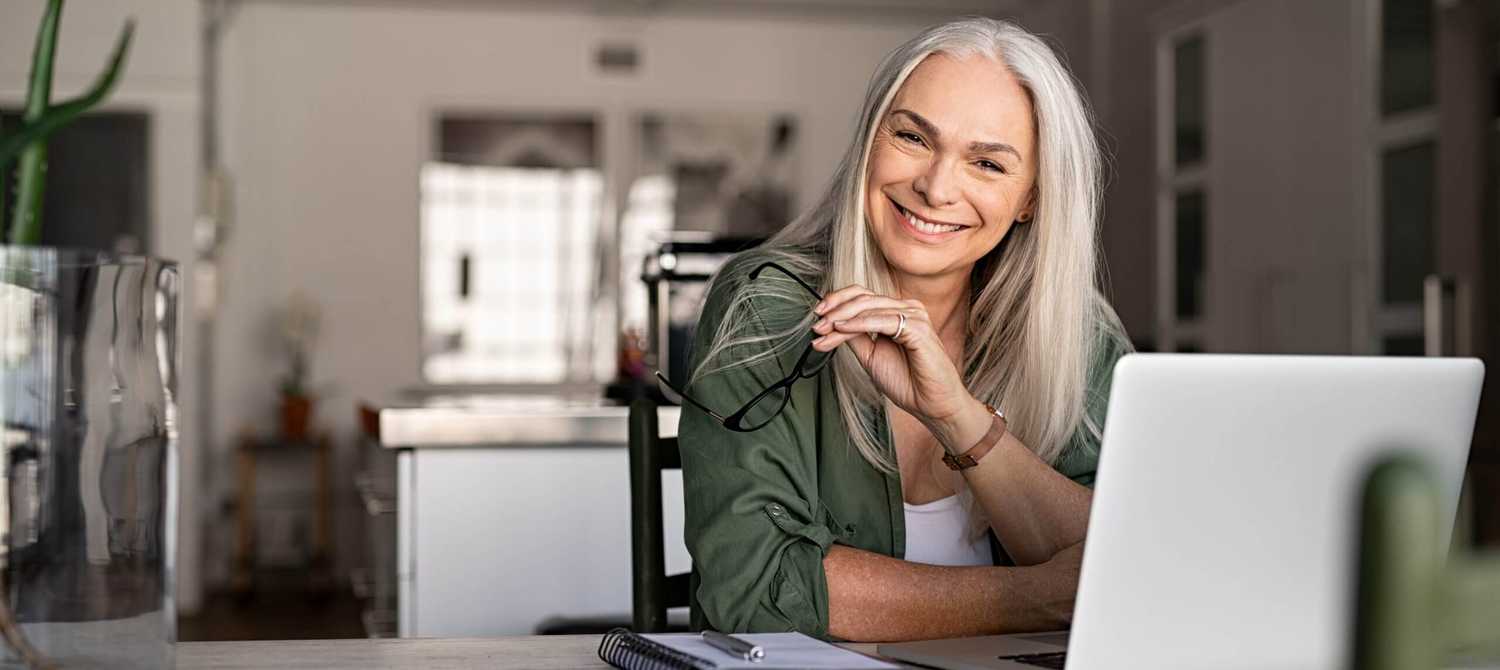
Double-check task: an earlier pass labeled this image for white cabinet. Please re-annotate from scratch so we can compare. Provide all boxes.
[393,414,687,636]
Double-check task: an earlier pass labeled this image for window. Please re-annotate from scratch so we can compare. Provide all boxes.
[1173,36,1207,168]
[1380,140,1434,306]
[618,174,675,347]
[1174,189,1207,320]
[1157,30,1209,351]
[618,113,799,382]
[1380,0,1435,117]
[420,116,610,385]
[1382,335,1425,356]
[1368,0,1436,354]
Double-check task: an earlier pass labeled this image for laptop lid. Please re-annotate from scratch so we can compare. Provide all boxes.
[1067,354,1483,670]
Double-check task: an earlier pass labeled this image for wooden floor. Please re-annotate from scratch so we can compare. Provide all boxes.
[180,576,365,642]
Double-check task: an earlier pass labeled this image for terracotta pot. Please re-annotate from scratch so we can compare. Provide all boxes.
[280,394,315,440]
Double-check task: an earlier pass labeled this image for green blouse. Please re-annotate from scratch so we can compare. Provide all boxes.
[679,252,1131,639]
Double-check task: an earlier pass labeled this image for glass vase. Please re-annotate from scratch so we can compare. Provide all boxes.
[0,247,178,669]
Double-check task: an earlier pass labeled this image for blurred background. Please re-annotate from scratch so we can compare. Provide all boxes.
[0,0,1495,643]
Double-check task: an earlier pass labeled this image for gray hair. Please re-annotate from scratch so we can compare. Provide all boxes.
[693,17,1124,475]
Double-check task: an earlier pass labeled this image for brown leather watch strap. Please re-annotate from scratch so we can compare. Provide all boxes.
[942,404,1007,471]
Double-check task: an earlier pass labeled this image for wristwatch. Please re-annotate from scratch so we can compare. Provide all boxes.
[942,403,1007,471]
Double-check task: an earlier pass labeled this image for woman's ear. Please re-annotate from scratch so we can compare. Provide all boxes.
[1016,188,1038,223]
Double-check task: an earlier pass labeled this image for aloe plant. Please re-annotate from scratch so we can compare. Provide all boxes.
[1,0,134,245]
[1,5,134,667]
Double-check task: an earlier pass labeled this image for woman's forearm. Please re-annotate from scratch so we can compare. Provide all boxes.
[824,543,1081,642]
[931,398,1093,566]
[971,431,1092,564]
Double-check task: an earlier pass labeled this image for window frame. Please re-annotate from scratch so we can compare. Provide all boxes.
[1355,0,1439,355]
[1155,23,1212,352]
[416,108,615,392]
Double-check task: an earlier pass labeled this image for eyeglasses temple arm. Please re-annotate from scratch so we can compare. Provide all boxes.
[749,261,823,303]
[653,371,726,423]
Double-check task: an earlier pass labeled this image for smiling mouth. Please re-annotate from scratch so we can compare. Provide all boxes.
[891,197,968,236]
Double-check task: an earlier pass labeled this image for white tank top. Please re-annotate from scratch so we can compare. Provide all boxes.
[902,493,992,566]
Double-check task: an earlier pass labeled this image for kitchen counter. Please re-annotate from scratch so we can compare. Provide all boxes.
[360,394,681,447]
[355,392,691,637]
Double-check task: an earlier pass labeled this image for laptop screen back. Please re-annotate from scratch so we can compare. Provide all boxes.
[1067,354,1482,670]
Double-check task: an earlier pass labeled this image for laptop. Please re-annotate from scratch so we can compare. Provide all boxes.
[879,354,1484,670]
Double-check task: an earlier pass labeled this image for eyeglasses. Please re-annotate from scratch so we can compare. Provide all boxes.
[655,262,830,432]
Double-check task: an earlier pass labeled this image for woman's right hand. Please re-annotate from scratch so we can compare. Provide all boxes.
[810,285,984,446]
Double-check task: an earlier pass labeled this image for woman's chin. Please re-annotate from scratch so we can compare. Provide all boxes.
[881,250,967,281]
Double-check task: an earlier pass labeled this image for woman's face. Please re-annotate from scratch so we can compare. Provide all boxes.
[865,52,1038,284]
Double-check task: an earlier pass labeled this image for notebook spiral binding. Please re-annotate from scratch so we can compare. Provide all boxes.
[597,628,717,670]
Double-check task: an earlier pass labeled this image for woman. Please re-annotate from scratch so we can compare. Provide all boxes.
[672,17,1132,642]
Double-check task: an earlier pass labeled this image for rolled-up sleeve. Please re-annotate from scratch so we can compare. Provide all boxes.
[680,271,839,637]
[1056,316,1133,487]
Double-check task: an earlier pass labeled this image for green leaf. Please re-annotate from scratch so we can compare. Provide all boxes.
[7,0,63,246]
[0,21,135,167]
[23,0,62,121]
[4,11,134,245]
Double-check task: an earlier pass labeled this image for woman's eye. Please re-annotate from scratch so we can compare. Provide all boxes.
[895,131,925,146]
[976,160,1004,173]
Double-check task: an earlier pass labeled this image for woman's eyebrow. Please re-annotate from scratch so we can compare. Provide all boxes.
[970,140,1021,160]
[891,109,941,138]
[890,108,1021,160]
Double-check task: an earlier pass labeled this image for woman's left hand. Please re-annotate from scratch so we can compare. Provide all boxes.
[810,285,975,427]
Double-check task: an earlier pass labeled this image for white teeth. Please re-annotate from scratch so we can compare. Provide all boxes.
[902,206,961,234]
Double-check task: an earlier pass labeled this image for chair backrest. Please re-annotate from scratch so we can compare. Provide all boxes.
[628,398,692,633]
[1353,455,1500,669]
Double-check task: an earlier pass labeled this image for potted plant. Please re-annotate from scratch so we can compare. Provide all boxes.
[0,2,177,669]
[276,293,321,441]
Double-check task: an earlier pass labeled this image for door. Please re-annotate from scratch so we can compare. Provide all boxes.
[1371,0,1499,545]
[1429,0,1500,546]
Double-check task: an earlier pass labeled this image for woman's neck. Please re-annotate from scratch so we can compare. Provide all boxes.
[892,268,971,342]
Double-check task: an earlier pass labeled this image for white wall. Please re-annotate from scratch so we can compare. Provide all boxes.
[215,1,1079,586]
[0,0,204,613]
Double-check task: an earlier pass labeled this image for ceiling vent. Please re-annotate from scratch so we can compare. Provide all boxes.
[596,43,640,74]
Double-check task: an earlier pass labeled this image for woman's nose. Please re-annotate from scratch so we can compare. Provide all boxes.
[912,159,959,208]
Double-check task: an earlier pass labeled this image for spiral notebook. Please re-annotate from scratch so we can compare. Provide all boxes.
[597,628,901,669]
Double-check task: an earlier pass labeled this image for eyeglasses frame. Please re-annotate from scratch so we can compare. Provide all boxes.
[654,261,827,432]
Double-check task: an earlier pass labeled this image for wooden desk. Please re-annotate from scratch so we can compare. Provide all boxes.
[177,636,890,669]
[166,636,1500,669]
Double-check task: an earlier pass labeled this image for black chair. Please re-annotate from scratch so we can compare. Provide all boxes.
[629,397,693,633]
[533,398,692,636]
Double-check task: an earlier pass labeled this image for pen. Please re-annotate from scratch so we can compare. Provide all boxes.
[702,630,765,662]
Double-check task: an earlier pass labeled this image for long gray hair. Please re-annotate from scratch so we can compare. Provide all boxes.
[691,17,1121,473]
